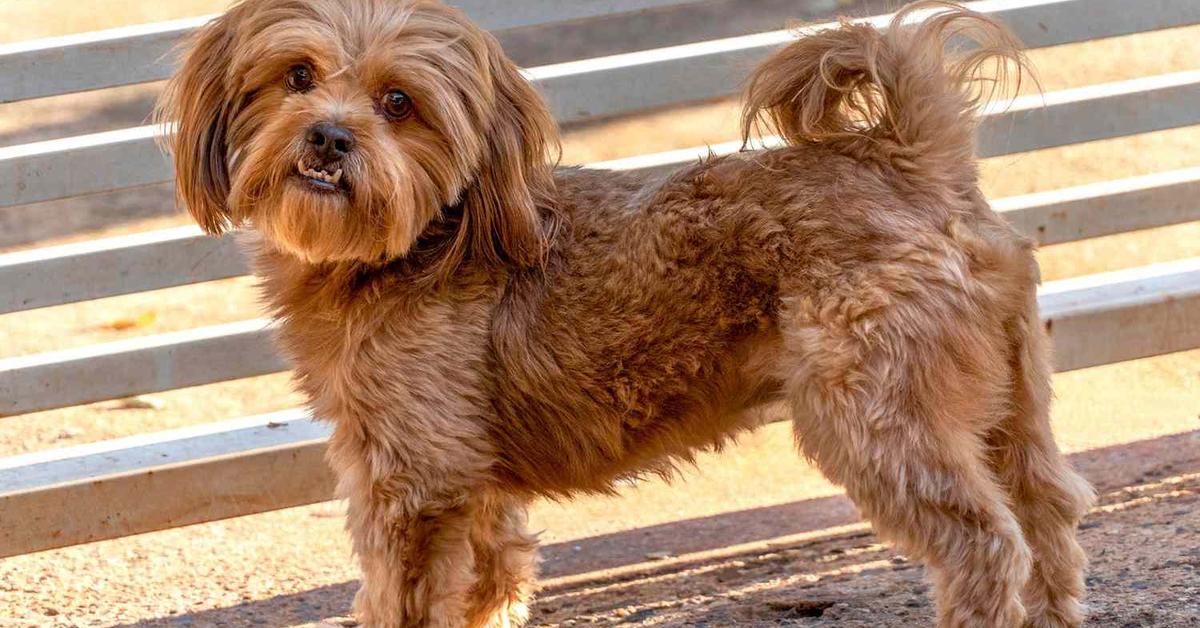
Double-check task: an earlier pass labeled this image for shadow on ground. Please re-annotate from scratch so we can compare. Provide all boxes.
[111,429,1200,627]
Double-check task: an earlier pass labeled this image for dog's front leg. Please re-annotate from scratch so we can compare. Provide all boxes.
[348,478,479,628]
[465,493,538,627]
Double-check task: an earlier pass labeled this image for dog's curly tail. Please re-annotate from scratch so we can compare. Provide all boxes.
[742,0,1027,195]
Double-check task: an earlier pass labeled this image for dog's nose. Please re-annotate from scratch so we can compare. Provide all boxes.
[306,122,355,161]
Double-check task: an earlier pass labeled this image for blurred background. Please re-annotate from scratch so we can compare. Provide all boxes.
[1,0,1197,626]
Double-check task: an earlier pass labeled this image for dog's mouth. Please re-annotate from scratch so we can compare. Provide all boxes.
[295,159,347,193]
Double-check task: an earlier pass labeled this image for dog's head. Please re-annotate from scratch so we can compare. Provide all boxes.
[157,0,557,273]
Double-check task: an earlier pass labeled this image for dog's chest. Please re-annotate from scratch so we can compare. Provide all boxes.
[280,292,497,468]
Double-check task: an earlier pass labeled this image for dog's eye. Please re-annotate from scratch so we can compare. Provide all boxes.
[285,64,315,93]
[380,90,413,120]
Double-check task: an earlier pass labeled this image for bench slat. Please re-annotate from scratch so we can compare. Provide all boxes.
[979,70,1200,157]
[7,0,1200,208]
[1040,258,1200,372]
[992,167,1200,246]
[0,0,711,104]
[0,125,167,208]
[6,161,1200,317]
[4,0,1199,104]
[0,227,244,314]
[0,320,286,417]
[4,260,1198,557]
[0,16,205,105]
[0,410,331,558]
[6,65,1200,210]
[6,241,1200,417]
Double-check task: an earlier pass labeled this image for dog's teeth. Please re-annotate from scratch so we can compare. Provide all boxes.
[296,159,341,186]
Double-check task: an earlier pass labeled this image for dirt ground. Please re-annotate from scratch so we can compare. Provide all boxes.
[1,2,1199,627]
[2,418,1198,627]
[525,471,1200,628]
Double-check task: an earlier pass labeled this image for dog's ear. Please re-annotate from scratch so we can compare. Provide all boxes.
[155,12,241,235]
[459,34,559,270]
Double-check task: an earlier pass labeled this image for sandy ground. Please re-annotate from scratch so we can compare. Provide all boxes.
[1,3,1199,628]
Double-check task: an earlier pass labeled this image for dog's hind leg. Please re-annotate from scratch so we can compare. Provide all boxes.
[986,304,1094,628]
[781,286,1032,628]
[465,493,539,628]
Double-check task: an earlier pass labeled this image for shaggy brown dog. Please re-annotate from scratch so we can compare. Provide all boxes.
[157,1,1096,625]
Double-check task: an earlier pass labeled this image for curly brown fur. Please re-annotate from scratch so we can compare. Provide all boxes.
[158,1,1094,626]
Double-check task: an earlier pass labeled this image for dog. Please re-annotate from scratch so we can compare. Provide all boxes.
[157,1,1096,625]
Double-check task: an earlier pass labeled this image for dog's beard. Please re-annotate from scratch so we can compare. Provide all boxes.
[228,120,451,264]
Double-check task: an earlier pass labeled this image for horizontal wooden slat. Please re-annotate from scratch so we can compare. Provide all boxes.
[978,70,1200,157]
[13,157,1194,317]
[3,260,1198,556]
[5,248,1200,419]
[530,0,1200,122]
[503,0,900,68]
[0,319,286,417]
[450,0,712,32]
[4,62,1199,215]
[520,0,1200,68]
[0,125,168,208]
[1040,258,1200,372]
[0,227,244,314]
[0,0,710,103]
[5,0,1199,104]
[0,149,1195,317]
[998,0,1200,49]
[992,167,1200,246]
[0,15,206,104]
[585,70,1200,164]
[0,410,332,558]
[0,140,735,314]
[6,0,1200,208]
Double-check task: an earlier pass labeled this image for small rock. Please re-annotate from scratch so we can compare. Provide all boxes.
[765,599,835,618]
[645,551,673,561]
[54,427,83,441]
[43,608,59,617]
[1078,521,1102,530]
[115,395,165,410]
[621,609,657,623]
